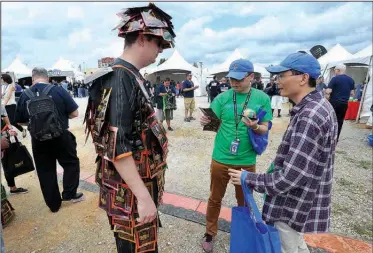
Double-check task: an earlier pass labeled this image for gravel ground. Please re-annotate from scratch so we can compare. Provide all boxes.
[2,96,372,252]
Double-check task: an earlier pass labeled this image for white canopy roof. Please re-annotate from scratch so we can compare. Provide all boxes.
[148,49,198,74]
[318,43,353,66]
[51,57,77,71]
[2,57,32,78]
[353,44,372,58]
[51,57,85,79]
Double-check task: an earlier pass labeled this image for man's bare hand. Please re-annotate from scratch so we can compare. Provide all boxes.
[136,197,157,225]
[1,136,9,150]
[8,128,18,136]
[200,115,211,126]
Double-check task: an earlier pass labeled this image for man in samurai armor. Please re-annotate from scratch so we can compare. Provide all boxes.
[83,3,175,253]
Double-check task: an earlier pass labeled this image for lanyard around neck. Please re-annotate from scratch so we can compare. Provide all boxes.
[233,89,252,140]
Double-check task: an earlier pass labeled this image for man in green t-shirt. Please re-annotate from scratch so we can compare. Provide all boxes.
[200,59,272,252]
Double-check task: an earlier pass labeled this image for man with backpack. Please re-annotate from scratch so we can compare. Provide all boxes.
[15,67,84,213]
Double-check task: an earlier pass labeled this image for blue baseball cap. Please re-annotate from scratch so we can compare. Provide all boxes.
[265,52,321,80]
[226,59,254,80]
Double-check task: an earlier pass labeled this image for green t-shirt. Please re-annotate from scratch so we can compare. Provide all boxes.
[210,88,272,166]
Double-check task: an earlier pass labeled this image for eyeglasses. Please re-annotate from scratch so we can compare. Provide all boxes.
[277,72,304,81]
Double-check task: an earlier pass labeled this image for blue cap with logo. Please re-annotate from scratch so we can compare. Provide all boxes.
[226,59,254,80]
[265,52,321,80]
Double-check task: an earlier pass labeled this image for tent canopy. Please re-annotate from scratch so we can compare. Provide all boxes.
[2,57,32,79]
[148,50,198,74]
[353,44,372,58]
[51,57,85,80]
[146,50,203,96]
[318,43,353,66]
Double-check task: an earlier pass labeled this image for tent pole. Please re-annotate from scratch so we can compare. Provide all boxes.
[356,55,373,123]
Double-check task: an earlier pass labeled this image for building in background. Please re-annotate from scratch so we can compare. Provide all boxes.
[98,57,115,68]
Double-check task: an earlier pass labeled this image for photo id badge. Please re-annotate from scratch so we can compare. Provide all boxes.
[230,140,240,155]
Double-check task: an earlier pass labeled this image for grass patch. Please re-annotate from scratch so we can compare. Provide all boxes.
[343,156,357,163]
[337,178,354,187]
[332,203,353,216]
[352,222,373,239]
[341,155,372,170]
[359,160,372,170]
[336,150,347,155]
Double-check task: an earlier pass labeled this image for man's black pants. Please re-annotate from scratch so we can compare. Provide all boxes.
[31,130,80,211]
[330,101,348,141]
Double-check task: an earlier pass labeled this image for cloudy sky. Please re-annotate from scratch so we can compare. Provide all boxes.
[1,2,372,71]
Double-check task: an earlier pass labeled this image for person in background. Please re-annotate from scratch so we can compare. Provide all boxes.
[15,67,84,213]
[183,73,199,122]
[73,81,79,98]
[316,76,327,93]
[207,76,220,103]
[229,52,338,253]
[176,81,181,98]
[251,76,264,90]
[325,64,355,141]
[157,77,177,131]
[200,59,272,252]
[0,99,28,194]
[61,80,69,91]
[1,74,27,138]
[270,77,283,117]
[77,81,83,98]
[355,81,365,101]
[218,77,231,93]
[14,82,23,92]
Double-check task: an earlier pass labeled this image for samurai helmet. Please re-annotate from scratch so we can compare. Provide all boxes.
[113,3,176,49]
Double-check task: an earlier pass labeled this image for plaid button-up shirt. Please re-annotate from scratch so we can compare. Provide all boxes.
[245,91,338,233]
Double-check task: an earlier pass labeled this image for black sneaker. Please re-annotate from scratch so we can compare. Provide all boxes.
[189,116,196,120]
[202,233,213,252]
[168,127,174,131]
[10,187,28,194]
[184,118,191,122]
[63,192,85,203]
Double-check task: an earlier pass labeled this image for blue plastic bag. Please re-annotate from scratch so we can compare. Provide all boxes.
[247,107,272,155]
[230,170,281,253]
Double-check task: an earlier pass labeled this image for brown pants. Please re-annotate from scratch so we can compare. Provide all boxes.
[206,159,256,236]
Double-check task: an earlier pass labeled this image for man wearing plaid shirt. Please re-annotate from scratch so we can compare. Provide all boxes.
[229,52,338,253]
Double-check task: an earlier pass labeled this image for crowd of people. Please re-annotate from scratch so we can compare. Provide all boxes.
[0,3,367,253]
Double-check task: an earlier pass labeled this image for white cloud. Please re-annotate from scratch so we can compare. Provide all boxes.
[1,2,371,70]
[67,6,84,19]
[68,28,92,48]
[92,38,123,58]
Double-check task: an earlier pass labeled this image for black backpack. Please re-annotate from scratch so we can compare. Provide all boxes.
[24,84,64,141]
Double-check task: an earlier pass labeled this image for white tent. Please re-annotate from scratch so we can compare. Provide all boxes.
[147,49,203,96]
[2,57,32,79]
[322,51,372,123]
[51,57,85,81]
[318,44,353,66]
[354,44,372,58]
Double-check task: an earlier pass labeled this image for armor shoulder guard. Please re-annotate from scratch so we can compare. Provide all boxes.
[84,67,114,85]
